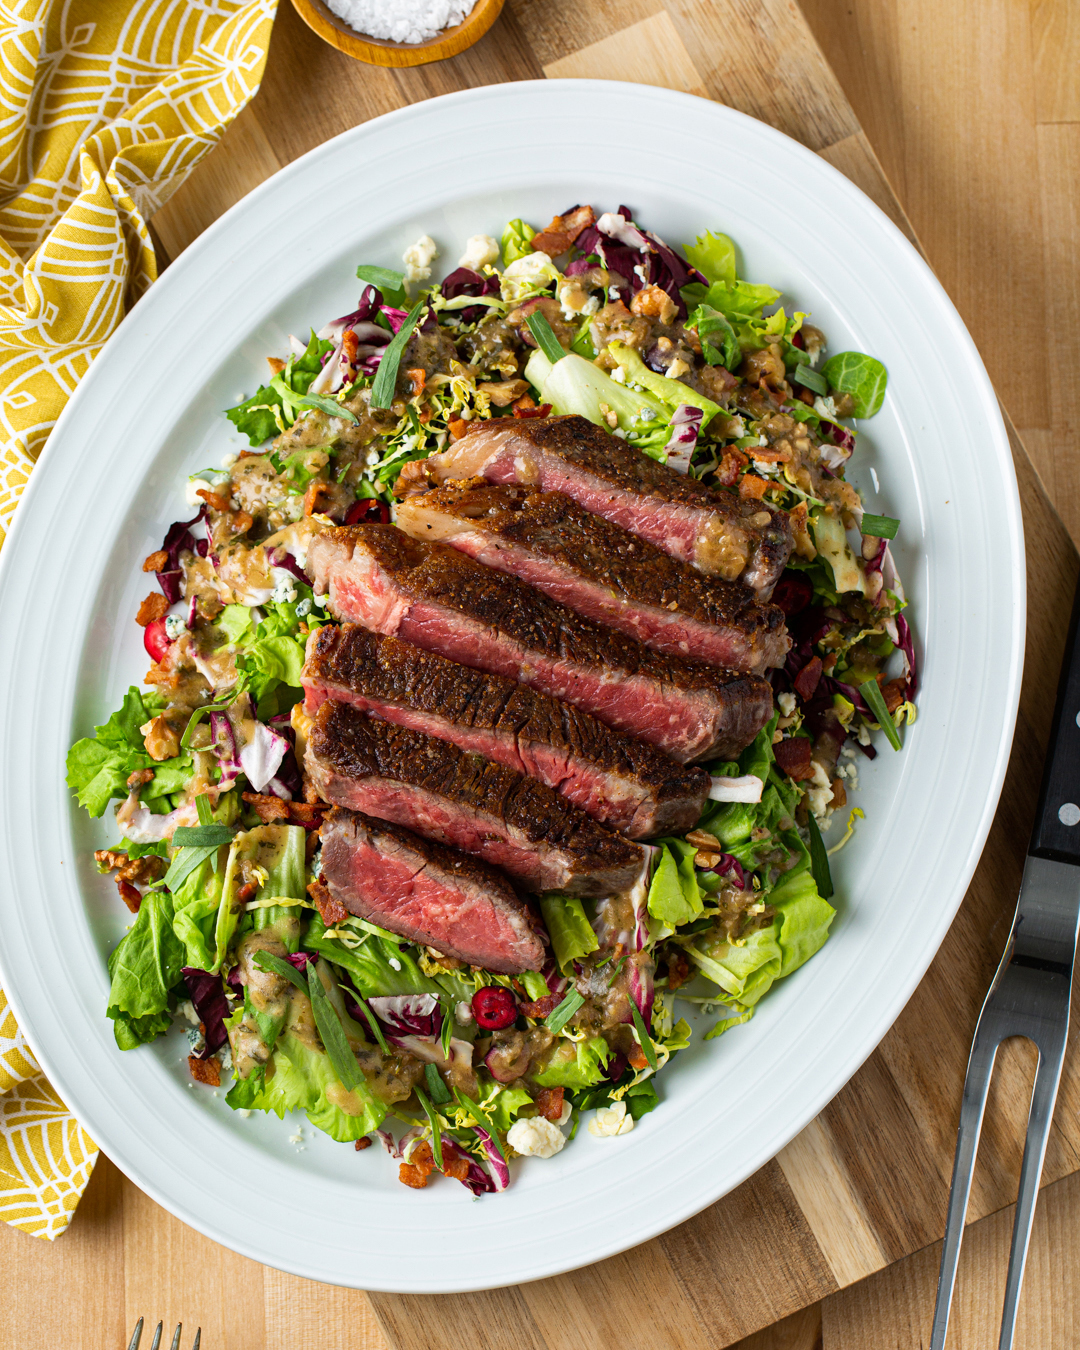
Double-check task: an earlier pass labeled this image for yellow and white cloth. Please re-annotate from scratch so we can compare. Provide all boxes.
[0,0,278,1239]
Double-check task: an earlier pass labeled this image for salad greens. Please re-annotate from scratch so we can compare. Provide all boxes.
[68,201,915,1196]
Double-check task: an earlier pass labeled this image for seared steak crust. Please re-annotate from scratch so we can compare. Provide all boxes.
[307,524,775,762]
[303,624,708,839]
[400,414,793,596]
[319,807,545,973]
[307,699,645,895]
[396,480,790,674]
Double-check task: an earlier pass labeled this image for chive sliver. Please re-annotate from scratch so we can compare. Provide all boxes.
[806,812,834,899]
[370,300,426,409]
[860,678,903,751]
[628,1000,658,1071]
[306,962,364,1092]
[525,310,568,365]
[792,361,827,395]
[860,512,900,540]
[356,264,405,290]
[414,1087,444,1169]
[544,988,584,1034]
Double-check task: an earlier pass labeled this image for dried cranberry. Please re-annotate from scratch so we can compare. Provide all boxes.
[143,617,172,662]
[771,571,813,617]
[344,498,390,526]
[471,986,517,1030]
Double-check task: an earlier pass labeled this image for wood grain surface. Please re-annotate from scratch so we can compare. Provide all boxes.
[3,1,1077,1347]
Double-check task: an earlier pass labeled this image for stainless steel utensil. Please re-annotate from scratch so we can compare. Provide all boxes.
[127,1318,201,1350]
[931,588,1080,1348]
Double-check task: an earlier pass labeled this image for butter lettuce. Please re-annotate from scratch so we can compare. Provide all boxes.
[106,891,184,1050]
[647,840,703,927]
[539,895,599,971]
[532,1035,610,1090]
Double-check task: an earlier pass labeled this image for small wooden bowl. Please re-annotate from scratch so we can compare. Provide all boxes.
[290,0,505,67]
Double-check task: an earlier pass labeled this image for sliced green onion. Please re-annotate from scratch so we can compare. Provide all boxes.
[860,513,900,540]
[544,988,584,1034]
[414,1087,444,1170]
[440,999,454,1059]
[163,844,219,894]
[370,300,426,409]
[295,392,359,424]
[172,824,234,848]
[306,962,364,1092]
[628,1001,658,1071]
[606,955,628,989]
[252,948,308,994]
[348,988,389,1054]
[806,812,834,900]
[525,309,568,365]
[356,264,405,290]
[424,1061,451,1105]
[792,361,827,395]
[860,678,903,751]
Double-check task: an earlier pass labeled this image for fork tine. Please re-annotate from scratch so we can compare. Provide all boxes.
[149,1323,163,1350]
[192,1331,201,1350]
[998,1041,1066,1349]
[127,1318,144,1350]
[169,1324,183,1350]
[929,1026,1002,1350]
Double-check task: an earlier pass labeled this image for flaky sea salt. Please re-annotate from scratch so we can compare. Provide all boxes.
[326,0,475,43]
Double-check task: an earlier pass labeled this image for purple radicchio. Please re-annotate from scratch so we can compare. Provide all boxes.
[209,711,243,788]
[366,993,443,1041]
[181,967,232,1056]
[265,546,308,584]
[240,721,290,795]
[662,404,703,473]
[471,1126,510,1192]
[440,267,500,324]
[895,612,918,699]
[442,1138,498,1196]
[155,504,209,605]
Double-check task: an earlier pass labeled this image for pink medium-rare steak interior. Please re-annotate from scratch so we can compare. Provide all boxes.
[318,807,544,973]
[306,525,775,763]
[301,624,709,838]
[396,414,793,597]
[395,480,790,674]
[306,698,646,895]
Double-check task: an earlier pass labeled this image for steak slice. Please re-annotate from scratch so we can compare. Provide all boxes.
[307,525,774,763]
[396,413,793,597]
[319,807,544,973]
[306,699,645,896]
[303,623,708,839]
[397,480,790,675]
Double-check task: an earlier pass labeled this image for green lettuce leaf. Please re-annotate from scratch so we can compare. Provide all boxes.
[170,854,225,971]
[647,840,703,927]
[66,686,163,817]
[538,896,599,971]
[532,1035,610,1089]
[224,331,335,447]
[501,219,535,265]
[607,342,722,422]
[822,351,888,418]
[106,891,184,1049]
[684,230,736,286]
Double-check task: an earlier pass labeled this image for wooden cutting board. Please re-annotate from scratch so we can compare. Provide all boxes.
[151,2,1080,1345]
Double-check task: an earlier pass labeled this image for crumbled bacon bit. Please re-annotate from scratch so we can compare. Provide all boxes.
[406,367,425,397]
[188,1055,221,1087]
[309,877,347,926]
[136,592,169,627]
[518,993,561,1019]
[341,328,359,376]
[230,509,254,536]
[514,402,553,420]
[96,849,165,888]
[441,1146,471,1181]
[511,393,536,413]
[774,736,815,781]
[242,790,288,822]
[196,487,232,513]
[236,881,258,904]
[881,677,906,714]
[142,549,169,573]
[448,418,468,441]
[355,1137,372,1151]
[715,448,749,488]
[126,767,155,789]
[530,204,595,257]
[628,1042,650,1071]
[116,879,143,913]
[793,656,823,702]
[739,474,769,500]
[666,948,692,992]
[399,1141,436,1189]
[535,1086,564,1122]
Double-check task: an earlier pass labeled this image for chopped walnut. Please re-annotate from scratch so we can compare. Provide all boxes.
[142,550,168,573]
[136,593,169,627]
[630,284,677,326]
[140,714,180,761]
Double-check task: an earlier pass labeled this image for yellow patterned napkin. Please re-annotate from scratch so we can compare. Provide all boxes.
[0,0,278,1239]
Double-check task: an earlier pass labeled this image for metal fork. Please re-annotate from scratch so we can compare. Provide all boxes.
[931,584,1080,1348]
[127,1319,201,1350]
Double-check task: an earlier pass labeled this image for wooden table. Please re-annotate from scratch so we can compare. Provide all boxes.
[4,2,1079,1347]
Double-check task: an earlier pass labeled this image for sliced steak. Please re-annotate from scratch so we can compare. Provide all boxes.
[319,807,545,973]
[396,413,793,597]
[303,624,708,839]
[306,699,645,896]
[307,525,774,763]
[397,480,790,674]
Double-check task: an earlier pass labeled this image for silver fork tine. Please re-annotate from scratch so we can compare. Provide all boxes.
[127,1318,144,1350]
[149,1323,163,1350]
[930,1017,1004,1348]
[192,1332,201,1350]
[998,1038,1067,1348]
[169,1324,183,1350]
